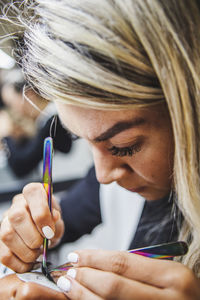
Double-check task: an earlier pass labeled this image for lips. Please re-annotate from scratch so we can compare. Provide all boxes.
[127,186,145,193]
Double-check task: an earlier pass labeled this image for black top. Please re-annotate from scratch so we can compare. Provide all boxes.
[129,194,181,249]
[60,166,180,249]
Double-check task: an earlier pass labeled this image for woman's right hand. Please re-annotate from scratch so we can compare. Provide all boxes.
[0,183,65,273]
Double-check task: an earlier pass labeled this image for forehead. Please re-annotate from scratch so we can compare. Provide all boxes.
[55,102,168,139]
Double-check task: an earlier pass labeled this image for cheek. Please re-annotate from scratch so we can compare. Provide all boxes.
[128,143,174,184]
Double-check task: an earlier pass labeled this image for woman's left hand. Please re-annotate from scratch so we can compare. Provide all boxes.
[56,249,200,300]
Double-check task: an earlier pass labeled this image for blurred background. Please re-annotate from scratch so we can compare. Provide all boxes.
[0,1,93,219]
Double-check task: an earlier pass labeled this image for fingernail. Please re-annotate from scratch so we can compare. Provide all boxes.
[67,252,79,263]
[36,254,43,262]
[67,268,76,279]
[48,240,51,247]
[57,276,71,292]
[42,226,54,239]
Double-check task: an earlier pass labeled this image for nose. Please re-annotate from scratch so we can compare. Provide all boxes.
[91,145,129,184]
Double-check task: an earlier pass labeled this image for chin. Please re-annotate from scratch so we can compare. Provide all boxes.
[142,190,170,201]
[117,183,170,201]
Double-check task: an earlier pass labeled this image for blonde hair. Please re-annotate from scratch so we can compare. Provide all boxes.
[17,0,200,276]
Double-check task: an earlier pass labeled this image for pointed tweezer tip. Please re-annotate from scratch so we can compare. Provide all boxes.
[41,264,54,282]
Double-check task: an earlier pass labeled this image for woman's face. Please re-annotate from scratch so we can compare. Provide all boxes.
[56,102,174,201]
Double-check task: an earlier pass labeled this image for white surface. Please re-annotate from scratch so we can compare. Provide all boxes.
[98,182,145,250]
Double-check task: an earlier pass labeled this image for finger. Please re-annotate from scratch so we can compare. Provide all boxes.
[11,194,63,248]
[23,183,55,240]
[52,195,62,212]
[1,192,27,220]
[0,216,40,263]
[52,208,61,223]
[54,215,64,239]
[12,193,28,206]
[50,218,65,248]
[67,249,182,288]
[65,267,166,300]
[0,240,32,273]
[8,195,43,249]
[57,276,102,300]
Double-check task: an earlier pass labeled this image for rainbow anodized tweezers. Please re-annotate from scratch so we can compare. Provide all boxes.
[41,137,54,281]
[49,241,188,274]
[128,241,188,258]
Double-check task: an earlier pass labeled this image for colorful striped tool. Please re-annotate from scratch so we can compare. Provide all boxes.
[41,137,54,281]
[128,241,188,258]
[49,241,188,275]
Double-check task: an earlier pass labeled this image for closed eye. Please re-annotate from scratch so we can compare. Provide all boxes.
[108,142,142,157]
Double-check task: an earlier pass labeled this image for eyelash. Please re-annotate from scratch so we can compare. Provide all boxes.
[108,143,142,157]
[66,128,142,157]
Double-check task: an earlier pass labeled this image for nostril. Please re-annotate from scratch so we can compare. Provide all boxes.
[96,168,126,185]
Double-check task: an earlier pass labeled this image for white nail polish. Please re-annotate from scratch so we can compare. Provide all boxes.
[42,226,54,239]
[67,252,79,263]
[57,276,71,292]
[67,268,76,279]
[36,254,43,262]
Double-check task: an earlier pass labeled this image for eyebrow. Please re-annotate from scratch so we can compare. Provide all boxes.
[61,117,146,142]
[94,117,146,142]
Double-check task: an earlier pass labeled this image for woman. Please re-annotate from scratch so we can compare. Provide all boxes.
[0,0,200,298]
